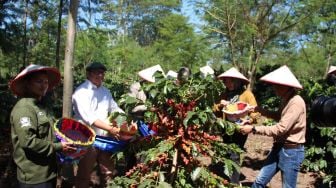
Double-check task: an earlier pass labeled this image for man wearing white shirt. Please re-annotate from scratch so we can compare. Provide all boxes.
[73,62,123,188]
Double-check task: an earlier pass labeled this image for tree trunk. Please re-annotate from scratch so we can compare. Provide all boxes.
[23,0,28,66]
[55,0,64,69]
[62,0,79,118]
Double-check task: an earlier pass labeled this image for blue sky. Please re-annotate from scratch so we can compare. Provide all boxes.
[181,0,204,32]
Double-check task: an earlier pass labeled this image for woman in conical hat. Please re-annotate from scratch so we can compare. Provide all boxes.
[213,67,258,183]
[9,64,75,187]
[327,65,336,75]
[218,67,257,106]
[240,65,306,188]
[9,64,61,97]
[215,67,257,116]
[137,64,165,83]
[326,65,336,85]
[125,65,164,171]
[199,65,214,78]
[129,64,166,115]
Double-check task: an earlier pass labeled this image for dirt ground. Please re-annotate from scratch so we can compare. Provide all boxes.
[0,129,321,188]
[240,133,318,188]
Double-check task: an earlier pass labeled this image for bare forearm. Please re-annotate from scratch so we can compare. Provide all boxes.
[92,119,119,136]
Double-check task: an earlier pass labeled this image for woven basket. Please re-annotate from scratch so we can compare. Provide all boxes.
[54,118,96,163]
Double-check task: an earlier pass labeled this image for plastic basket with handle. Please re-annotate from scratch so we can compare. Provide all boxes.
[54,118,96,163]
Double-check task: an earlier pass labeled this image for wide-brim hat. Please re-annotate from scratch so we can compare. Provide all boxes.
[138,65,165,83]
[167,70,177,79]
[327,66,336,75]
[9,64,61,96]
[260,65,303,89]
[217,67,249,83]
[200,65,214,77]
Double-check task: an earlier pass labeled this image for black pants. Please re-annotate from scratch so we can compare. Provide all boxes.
[17,178,56,188]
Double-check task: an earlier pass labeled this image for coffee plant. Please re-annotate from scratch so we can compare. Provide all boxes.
[109,73,243,187]
[300,79,336,185]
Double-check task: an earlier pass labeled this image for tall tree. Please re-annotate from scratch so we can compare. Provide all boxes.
[201,0,323,88]
[23,0,28,66]
[97,0,181,45]
[55,0,64,69]
[0,0,25,76]
[298,0,336,79]
[154,14,209,70]
[62,0,79,117]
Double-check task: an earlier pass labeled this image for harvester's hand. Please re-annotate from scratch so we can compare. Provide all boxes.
[108,126,120,140]
[61,142,76,153]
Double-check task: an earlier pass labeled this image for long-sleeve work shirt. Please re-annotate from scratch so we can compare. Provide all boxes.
[72,80,123,136]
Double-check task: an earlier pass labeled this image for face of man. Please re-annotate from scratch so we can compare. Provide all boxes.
[87,69,105,87]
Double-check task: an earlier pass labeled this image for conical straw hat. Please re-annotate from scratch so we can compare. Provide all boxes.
[260,65,302,89]
[138,64,165,83]
[167,70,177,79]
[217,67,249,83]
[327,66,336,75]
[9,64,61,96]
[200,65,214,77]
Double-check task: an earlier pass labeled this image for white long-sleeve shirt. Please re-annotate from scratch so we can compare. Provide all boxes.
[72,80,124,135]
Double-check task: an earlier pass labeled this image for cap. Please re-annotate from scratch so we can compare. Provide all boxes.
[86,62,107,72]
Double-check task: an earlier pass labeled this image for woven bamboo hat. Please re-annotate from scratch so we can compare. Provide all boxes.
[167,70,178,79]
[327,66,336,75]
[217,67,249,83]
[200,65,214,77]
[9,64,61,96]
[260,65,302,89]
[138,65,165,83]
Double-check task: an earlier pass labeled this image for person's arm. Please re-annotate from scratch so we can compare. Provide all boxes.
[92,119,120,137]
[72,88,120,138]
[241,102,302,136]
